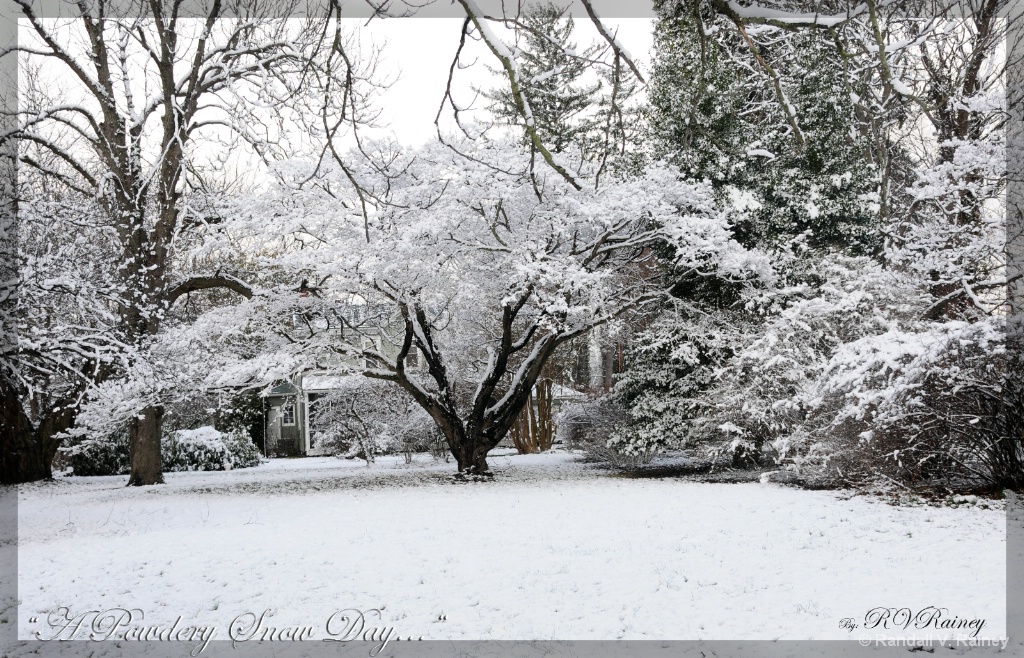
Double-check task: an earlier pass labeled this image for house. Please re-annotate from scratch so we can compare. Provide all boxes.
[264,373,366,457]
[263,301,416,456]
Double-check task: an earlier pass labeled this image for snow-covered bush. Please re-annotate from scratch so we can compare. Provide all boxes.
[557,398,656,469]
[66,430,132,477]
[692,253,924,463]
[162,427,263,472]
[67,426,261,476]
[611,303,743,460]
[816,318,1019,488]
[308,378,434,464]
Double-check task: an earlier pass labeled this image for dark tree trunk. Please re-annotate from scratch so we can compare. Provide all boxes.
[385,300,574,478]
[453,437,494,476]
[127,405,164,486]
[1,381,75,484]
[440,421,496,477]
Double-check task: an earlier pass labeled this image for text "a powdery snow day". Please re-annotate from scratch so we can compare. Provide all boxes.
[33,606,410,656]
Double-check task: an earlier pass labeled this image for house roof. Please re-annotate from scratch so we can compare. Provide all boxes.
[302,373,361,391]
[551,384,586,400]
[266,382,299,396]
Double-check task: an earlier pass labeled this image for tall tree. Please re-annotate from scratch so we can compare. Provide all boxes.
[1,0,378,484]
[184,136,769,475]
[647,0,880,253]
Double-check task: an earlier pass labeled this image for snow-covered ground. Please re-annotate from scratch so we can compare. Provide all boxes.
[15,450,1006,646]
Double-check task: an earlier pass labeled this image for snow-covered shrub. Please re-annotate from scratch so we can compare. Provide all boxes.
[396,406,447,463]
[66,430,132,476]
[162,426,262,472]
[689,252,926,468]
[557,398,656,469]
[308,377,431,464]
[611,305,739,459]
[67,426,261,476]
[817,318,1019,488]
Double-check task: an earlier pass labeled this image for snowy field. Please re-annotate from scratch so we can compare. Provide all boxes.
[16,451,1006,646]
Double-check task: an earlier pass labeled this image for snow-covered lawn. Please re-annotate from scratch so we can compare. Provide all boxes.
[17,451,1005,644]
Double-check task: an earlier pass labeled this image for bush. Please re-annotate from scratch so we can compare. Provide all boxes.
[820,319,1021,489]
[163,426,263,472]
[66,426,262,476]
[66,430,131,476]
[557,398,657,470]
[308,378,441,464]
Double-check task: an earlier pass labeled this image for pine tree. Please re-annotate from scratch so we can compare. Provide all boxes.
[646,1,879,254]
[484,3,601,154]
[615,0,884,461]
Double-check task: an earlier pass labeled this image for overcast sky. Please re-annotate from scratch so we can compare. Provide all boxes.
[357,17,655,146]
[15,14,655,187]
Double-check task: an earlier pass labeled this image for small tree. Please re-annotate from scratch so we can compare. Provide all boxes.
[308,379,413,465]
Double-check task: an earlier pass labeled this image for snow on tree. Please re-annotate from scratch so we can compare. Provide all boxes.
[430,0,646,191]
[647,0,880,252]
[0,187,130,483]
[611,0,1016,487]
[1,1,383,484]
[177,135,771,475]
[482,3,602,155]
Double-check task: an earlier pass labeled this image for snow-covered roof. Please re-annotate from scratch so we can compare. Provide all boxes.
[302,373,361,391]
[266,382,299,397]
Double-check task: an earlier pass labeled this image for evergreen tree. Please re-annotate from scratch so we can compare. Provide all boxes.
[615,0,884,461]
[646,0,879,254]
[484,3,601,154]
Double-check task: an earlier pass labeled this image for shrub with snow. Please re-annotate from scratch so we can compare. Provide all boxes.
[163,426,263,472]
[557,398,657,469]
[66,430,133,477]
[818,318,1020,488]
[307,378,430,464]
[67,426,262,476]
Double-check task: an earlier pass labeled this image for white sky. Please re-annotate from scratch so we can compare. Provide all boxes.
[356,17,655,146]
[16,14,655,186]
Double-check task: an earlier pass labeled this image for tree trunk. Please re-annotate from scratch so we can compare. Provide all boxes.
[1,381,74,484]
[536,378,554,451]
[452,430,494,477]
[455,444,492,476]
[127,405,164,486]
[511,389,538,454]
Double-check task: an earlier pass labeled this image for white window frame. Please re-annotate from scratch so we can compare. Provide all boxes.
[281,401,296,426]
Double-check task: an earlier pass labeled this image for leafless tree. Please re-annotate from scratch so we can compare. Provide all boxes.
[1,0,382,484]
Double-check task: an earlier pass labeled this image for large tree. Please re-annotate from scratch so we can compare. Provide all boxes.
[182,136,769,475]
[1,0,378,484]
[615,0,1014,468]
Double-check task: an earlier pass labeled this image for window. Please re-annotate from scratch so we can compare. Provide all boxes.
[406,348,419,369]
[281,402,295,426]
[363,337,381,368]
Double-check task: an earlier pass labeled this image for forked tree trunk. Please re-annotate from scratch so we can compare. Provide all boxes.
[1,381,75,484]
[127,405,164,486]
[436,418,497,476]
[453,438,493,476]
